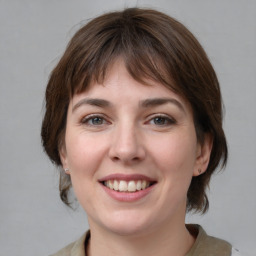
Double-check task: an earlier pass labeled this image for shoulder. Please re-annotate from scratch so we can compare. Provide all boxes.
[201,228,232,253]
[49,232,89,256]
[186,224,232,255]
[187,225,244,256]
[50,241,75,256]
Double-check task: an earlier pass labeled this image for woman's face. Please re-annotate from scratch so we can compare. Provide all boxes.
[60,60,211,236]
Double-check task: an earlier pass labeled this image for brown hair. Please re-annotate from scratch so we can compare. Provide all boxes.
[41,8,227,213]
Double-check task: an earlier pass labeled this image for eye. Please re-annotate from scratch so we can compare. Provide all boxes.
[148,115,176,126]
[81,115,108,126]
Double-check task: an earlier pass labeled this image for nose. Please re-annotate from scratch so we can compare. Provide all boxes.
[108,123,146,164]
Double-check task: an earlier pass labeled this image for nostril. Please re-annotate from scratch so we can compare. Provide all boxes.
[111,156,141,163]
[132,156,140,161]
[108,141,146,163]
[112,156,119,161]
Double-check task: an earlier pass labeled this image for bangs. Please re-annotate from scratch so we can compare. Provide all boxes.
[63,10,180,96]
[70,33,177,96]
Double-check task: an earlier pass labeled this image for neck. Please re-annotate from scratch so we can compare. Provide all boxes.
[87,219,195,256]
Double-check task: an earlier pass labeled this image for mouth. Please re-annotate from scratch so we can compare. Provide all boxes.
[99,174,157,193]
[102,180,155,193]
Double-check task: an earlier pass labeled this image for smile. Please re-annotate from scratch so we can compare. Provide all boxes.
[99,174,156,201]
[103,180,152,192]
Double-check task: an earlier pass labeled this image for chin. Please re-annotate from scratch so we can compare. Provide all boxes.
[91,209,156,237]
[105,221,152,237]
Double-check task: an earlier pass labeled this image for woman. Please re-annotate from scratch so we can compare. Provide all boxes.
[41,8,241,256]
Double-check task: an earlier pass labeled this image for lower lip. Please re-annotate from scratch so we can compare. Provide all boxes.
[100,183,155,202]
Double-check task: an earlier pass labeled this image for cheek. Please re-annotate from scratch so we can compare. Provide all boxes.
[64,134,103,208]
[65,132,107,174]
[148,132,198,176]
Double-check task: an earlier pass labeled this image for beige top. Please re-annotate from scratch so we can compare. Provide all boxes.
[186,224,232,256]
[50,225,232,256]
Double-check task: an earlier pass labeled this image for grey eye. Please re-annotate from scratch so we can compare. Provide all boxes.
[89,117,104,125]
[152,116,174,125]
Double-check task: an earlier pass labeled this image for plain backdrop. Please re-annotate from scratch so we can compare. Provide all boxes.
[0,0,255,255]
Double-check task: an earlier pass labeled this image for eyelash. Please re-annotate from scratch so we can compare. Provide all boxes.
[81,114,109,126]
[80,114,176,127]
[147,114,176,126]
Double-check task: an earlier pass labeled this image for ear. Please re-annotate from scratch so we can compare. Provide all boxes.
[59,143,70,175]
[193,133,213,177]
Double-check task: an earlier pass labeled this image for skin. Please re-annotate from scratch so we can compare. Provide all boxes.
[60,59,212,256]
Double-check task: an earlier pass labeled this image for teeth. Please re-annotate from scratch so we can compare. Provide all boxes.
[108,180,113,190]
[119,180,127,191]
[104,180,151,192]
[113,180,119,191]
[136,180,142,190]
[128,181,136,192]
[141,180,147,190]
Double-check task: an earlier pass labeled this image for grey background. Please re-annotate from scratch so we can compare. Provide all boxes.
[0,0,255,255]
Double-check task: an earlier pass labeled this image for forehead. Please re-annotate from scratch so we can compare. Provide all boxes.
[73,54,183,98]
[70,59,193,115]
[77,58,179,96]
[74,59,172,97]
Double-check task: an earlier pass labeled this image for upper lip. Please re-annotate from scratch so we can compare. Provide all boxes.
[98,173,156,182]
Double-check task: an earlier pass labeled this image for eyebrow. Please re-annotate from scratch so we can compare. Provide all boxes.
[72,97,185,113]
[140,98,185,112]
[72,98,111,112]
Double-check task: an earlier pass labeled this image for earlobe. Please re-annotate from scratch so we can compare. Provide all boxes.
[59,144,70,174]
[193,133,213,177]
